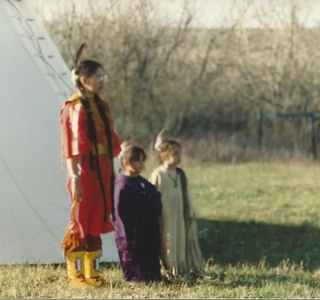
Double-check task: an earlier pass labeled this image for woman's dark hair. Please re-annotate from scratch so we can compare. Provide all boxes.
[157,140,181,164]
[75,59,114,221]
[122,146,146,164]
[75,59,103,90]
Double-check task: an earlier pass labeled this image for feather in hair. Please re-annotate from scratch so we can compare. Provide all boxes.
[71,43,86,85]
[154,127,166,151]
[75,43,86,67]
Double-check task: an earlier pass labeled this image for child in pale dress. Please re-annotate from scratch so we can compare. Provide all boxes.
[149,131,206,277]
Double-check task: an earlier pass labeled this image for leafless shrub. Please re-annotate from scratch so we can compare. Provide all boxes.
[30,0,320,161]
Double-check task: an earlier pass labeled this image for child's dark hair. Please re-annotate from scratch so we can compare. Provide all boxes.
[157,140,181,164]
[122,146,147,164]
[75,60,103,90]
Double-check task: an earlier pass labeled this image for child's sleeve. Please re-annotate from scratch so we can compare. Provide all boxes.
[149,169,161,189]
[154,189,162,218]
[185,177,196,219]
[117,188,134,238]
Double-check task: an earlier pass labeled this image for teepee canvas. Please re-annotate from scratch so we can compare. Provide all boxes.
[0,0,119,264]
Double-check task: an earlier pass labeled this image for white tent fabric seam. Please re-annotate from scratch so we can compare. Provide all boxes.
[0,0,119,264]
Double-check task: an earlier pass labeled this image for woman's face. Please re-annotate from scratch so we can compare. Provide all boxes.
[81,67,106,95]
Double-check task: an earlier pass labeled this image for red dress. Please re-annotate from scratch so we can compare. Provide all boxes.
[60,93,121,237]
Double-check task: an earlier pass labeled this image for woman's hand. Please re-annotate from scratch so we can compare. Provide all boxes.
[71,178,84,202]
[66,156,83,202]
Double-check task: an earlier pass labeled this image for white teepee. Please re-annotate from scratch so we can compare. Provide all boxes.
[0,0,119,264]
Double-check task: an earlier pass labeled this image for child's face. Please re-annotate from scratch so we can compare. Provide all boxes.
[124,154,145,177]
[163,145,181,167]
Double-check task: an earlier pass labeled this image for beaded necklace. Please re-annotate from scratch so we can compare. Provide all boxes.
[167,170,178,188]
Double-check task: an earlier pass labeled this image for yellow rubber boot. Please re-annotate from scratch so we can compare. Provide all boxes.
[66,251,92,288]
[66,251,85,278]
[84,251,105,287]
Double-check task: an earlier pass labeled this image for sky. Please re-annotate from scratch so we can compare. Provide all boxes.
[30,0,320,28]
[161,0,320,28]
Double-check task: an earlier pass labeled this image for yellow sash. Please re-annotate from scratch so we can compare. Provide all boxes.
[91,143,107,155]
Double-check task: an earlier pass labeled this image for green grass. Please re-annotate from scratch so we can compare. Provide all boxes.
[188,161,320,270]
[2,161,320,298]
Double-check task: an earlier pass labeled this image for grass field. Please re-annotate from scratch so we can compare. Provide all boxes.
[1,161,320,298]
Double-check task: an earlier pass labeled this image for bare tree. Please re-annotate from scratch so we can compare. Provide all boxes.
[30,0,320,159]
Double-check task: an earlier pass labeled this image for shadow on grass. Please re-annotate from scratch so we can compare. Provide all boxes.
[52,220,320,291]
[197,218,320,271]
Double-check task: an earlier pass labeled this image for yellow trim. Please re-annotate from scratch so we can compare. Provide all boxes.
[84,251,100,278]
[66,251,85,278]
[92,143,107,155]
[63,94,111,157]
[68,93,81,103]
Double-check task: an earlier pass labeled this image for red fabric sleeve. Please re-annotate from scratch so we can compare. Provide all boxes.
[100,98,121,157]
[113,130,121,157]
[60,102,92,159]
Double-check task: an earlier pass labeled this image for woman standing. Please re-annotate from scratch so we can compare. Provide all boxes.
[60,49,121,287]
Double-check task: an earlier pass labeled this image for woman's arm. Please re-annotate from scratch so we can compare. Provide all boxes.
[66,156,83,202]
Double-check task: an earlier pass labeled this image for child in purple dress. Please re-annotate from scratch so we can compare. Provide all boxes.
[114,146,162,282]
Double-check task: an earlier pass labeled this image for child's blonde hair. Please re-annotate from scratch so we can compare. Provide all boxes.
[157,140,181,164]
